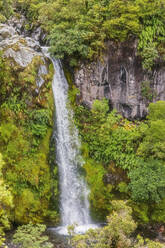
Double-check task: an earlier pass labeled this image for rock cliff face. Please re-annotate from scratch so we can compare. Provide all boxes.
[0,22,50,93]
[75,40,165,119]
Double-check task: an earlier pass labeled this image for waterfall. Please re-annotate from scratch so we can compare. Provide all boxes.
[51,59,97,235]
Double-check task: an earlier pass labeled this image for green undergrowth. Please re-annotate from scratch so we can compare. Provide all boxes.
[13,223,53,248]
[0,51,59,228]
[70,96,165,224]
[71,200,164,248]
[0,0,13,21]
[64,66,80,107]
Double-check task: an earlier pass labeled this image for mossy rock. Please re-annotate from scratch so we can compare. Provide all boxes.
[0,51,59,225]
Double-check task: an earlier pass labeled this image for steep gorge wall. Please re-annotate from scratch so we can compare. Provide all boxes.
[75,40,165,119]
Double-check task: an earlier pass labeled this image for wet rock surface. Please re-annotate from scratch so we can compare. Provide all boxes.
[75,39,165,119]
[0,22,49,92]
[0,23,43,67]
[7,15,46,44]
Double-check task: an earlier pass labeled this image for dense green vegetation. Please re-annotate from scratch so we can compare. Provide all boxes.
[1,0,165,68]
[0,0,13,21]
[71,201,164,248]
[13,223,53,248]
[0,153,13,247]
[72,99,165,224]
[0,51,59,245]
[0,0,161,68]
[0,0,165,247]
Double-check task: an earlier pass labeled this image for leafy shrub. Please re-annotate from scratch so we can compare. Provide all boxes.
[71,201,164,248]
[128,159,165,203]
[138,14,165,71]
[83,158,112,220]
[134,235,164,248]
[148,101,165,121]
[0,0,13,20]
[13,223,53,248]
[75,99,141,169]
[29,109,51,138]
[74,99,165,223]
[141,81,154,101]
[15,0,165,67]
[0,153,13,247]
[138,102,165,160]
[71,200,137,248]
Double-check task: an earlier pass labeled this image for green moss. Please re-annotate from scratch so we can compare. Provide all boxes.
[64,68,80,107]
[118,182,128,194]
[64,68,73,88]
[0,51,59,225]
[82,155,112,221]
[151,199,165,223]
[141,81,156,101]
[129,202,149,224]
[0,14,6,22]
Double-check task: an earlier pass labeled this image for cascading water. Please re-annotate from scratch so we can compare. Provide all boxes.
[51,58,98,235]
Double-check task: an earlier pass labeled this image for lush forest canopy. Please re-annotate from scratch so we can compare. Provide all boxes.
[22,0,165,68]
[1,0,165,67]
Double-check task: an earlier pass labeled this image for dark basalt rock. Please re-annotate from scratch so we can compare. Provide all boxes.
[75,39,165,119]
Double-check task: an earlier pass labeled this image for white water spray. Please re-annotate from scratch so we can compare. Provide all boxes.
[51,59,98,235]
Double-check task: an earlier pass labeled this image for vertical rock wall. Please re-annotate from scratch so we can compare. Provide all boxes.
[75,40,165,119]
